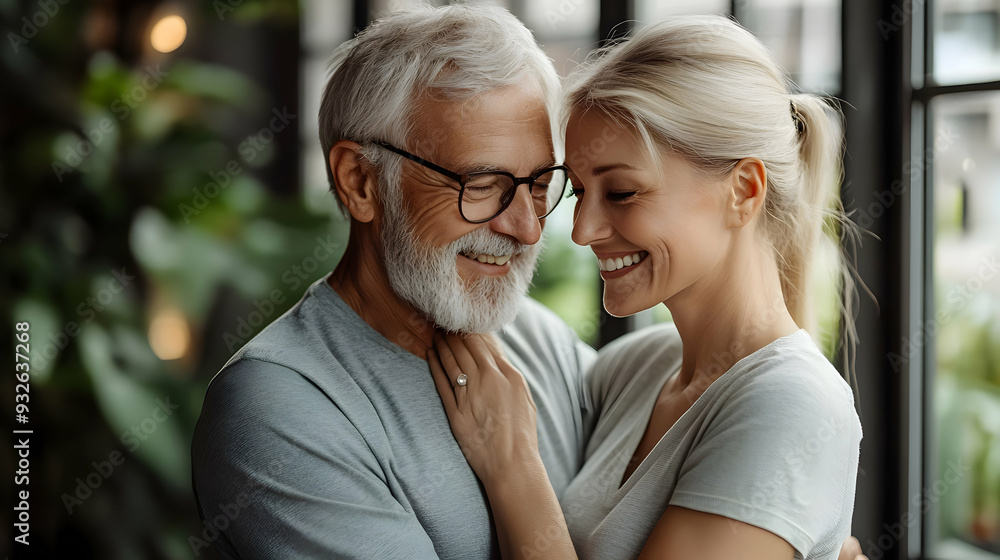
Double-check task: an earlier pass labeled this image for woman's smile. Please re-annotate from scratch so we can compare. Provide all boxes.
[596,250,649,279]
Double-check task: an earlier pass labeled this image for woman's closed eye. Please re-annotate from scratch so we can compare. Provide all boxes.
[606,191,636,201]
[567,188,637,201]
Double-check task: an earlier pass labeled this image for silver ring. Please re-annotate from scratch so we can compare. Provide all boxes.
[455,374,468,387]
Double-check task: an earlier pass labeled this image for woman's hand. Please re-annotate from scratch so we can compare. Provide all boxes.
[428,331,542,485]
[838,536,868,560]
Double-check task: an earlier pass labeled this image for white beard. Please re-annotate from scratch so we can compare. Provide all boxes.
[380,193,542,334]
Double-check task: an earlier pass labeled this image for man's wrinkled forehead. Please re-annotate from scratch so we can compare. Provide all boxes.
[406,80,557,172]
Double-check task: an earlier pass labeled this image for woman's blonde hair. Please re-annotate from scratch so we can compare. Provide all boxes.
[564,15,859,383]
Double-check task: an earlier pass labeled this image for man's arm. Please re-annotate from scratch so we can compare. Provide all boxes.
[192,359,440,559]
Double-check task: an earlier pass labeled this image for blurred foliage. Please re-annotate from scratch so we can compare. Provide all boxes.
[0,0,357,558]
[529,229,600,346]
[935,287,1000,553]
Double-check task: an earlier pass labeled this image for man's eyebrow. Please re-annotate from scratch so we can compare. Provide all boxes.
[592,163,638,176]
[457,160,560,176]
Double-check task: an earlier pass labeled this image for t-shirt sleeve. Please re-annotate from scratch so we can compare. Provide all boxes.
[667,364,861,558]
[191,358,440,559]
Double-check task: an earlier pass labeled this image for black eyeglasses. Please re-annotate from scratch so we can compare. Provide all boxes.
[374,141,570,224]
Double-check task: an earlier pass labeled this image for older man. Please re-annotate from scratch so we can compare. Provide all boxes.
[192,5,594,559]
[191,5,869,560]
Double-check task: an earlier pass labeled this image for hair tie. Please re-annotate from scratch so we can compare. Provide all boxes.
[790,100,804,135]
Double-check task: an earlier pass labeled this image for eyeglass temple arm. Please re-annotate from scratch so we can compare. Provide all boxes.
[374,142,464,184]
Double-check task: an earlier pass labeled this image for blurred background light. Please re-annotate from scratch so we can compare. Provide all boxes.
[149,307,191,360]
[150,14,187,53]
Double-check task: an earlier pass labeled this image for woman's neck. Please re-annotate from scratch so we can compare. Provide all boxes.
[666,234,800,390]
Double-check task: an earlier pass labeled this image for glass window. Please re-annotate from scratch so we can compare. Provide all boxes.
[929,91,1000,557]
[513,0,603,344]
[300,0,353,218]
[636,0,730,21]
[934,0,1000,85]
[738,0,842,94]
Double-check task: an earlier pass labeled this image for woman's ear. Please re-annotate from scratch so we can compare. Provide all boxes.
[725,157,767,229]
[329,140,378,223]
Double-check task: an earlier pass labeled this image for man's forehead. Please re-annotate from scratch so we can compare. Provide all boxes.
[408,86,556,172]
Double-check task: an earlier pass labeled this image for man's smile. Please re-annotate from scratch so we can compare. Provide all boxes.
[461,251,513,266]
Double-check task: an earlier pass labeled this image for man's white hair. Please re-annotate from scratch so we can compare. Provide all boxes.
[319,3,562,214]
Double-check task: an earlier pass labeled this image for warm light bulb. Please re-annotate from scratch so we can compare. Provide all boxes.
[150,15,186,53]
[149,308,191,360]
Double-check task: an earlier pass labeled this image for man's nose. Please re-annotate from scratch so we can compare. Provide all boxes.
[488,184,542,246]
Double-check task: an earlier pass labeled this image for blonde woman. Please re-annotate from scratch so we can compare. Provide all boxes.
[429,15,864,560]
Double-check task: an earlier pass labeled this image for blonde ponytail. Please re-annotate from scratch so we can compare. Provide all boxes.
[782,94,859,385]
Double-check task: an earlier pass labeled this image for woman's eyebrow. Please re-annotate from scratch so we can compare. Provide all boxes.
[592,163,638,176]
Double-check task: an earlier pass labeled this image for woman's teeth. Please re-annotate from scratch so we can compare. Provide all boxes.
[463,252,512,266]
[598,252,646,272]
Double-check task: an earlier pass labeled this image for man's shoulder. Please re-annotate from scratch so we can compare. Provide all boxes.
[203,283,365,419]
[500,296,594,365]
[587,322,683,407]
[224,288,328,370]
[509,295,572,329]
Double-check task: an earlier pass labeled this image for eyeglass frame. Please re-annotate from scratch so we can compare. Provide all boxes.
[373,141,570,224]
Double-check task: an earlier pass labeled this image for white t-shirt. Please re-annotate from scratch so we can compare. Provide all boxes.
[560,323,862,560]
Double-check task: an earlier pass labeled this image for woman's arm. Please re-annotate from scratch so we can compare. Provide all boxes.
[428,332,578,560]
[639,506,794,560]
[638,508,868,560]
[429,333,868,560]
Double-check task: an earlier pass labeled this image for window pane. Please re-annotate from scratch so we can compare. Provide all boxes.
[301,0,354,217]
[521,0,602,345]
[930,91,1000,556]
[636,0,730,21]
[738,0,841,94]
[934,0,1000,85]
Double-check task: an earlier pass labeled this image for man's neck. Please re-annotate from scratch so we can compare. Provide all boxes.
[327,236,436,359]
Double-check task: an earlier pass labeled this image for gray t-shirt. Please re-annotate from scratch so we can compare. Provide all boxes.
[560,323,862,560]
[191,275,596,559]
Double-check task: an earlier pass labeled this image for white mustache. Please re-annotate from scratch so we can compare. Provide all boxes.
[452,228,528,258]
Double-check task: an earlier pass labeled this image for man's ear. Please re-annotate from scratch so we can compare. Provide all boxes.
[725,157,767,229]
[329,140,379,223]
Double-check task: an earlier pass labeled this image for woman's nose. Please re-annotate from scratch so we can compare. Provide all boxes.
[570,196,609,247]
